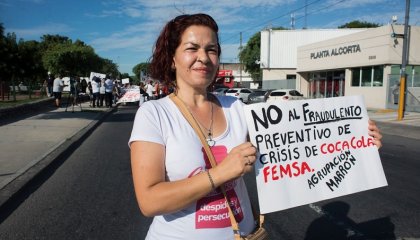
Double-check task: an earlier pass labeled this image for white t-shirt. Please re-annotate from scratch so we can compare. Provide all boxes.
[146,83,154,96]
[100,83,106,94]
[91,81,100,93]
[105,79,114,93]
[52,78,63,92]
[129,95,255,240]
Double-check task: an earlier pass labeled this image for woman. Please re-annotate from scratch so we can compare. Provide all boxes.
[129,13,382,239]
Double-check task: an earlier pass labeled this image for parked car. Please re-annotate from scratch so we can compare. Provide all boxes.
[247,89,274,104]
[266,89,305,102]
[225,88,253,103]
[212,87,229,96]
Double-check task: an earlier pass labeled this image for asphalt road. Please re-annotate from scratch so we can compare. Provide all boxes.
[0,105,419,240]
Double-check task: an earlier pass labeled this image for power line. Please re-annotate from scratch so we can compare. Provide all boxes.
[221,0,347,45]
[220,0,322,44]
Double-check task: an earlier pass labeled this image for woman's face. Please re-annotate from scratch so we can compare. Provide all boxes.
[173,25,219,90]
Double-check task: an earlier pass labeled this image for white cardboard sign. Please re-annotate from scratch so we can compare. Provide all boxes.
[117,86,140,103]
[243,96,388,214]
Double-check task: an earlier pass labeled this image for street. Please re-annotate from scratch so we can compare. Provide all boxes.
[0,105,419,239]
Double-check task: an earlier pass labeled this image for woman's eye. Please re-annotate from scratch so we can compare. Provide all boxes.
[208,49,218,53]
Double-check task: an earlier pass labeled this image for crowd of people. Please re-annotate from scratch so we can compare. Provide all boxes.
[44,74,122,108]
[87,76,119,108]
[141,80,172,101]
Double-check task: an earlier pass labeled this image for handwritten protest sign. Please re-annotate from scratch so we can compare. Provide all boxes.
[89,72,106,82]
[243,96,388,214]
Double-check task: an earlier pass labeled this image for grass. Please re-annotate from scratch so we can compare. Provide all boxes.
[0,93,53,109]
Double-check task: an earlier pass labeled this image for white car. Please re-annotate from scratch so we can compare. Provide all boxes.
[225,88,253,103]
[211,87,229,96]
[266,89,305,102]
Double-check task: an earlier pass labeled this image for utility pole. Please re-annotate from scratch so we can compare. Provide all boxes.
[304,0,307,29]
[398,0,410,121]
[291,13,295,30]
[239,32,243,86]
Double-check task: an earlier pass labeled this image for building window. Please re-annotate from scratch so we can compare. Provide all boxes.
[373,66,383,86]
[351,65,384,87]
[286,74,296,79]
[352,69,360,86]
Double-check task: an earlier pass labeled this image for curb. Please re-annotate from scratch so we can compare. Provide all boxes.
[0,107,116,210]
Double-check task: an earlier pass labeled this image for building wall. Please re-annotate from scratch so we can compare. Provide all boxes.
[262,68,297,80]
[297,25,419,72]
[259,25,420,110]
[260,29,364,69]
[296,25,420,109]
[219,62,252,83]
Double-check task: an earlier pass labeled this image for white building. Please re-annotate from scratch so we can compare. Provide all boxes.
[260,25,420,111]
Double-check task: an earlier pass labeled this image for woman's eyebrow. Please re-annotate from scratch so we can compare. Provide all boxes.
[183,42,218,48]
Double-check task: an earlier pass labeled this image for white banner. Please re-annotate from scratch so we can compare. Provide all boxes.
[243,96,388,214]
[117,86,140,103]
[122,78,130,84]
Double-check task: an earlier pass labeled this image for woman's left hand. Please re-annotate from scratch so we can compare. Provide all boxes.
[368,119,382,149]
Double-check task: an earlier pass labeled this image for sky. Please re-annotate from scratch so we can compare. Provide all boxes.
[1,0,419,75]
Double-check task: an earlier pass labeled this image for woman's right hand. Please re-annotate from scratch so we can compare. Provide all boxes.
[213,142,257,183]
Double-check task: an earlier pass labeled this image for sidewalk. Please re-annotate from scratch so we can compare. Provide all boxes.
[0,103,419,209]
[367,108,420,127]
[0,100,115,208]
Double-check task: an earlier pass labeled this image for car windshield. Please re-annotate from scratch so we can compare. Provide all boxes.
[271,91,286,96]
[215,88,227,92]
[227,89,238,93]
[290,90,301,96]
[252,91,266,96]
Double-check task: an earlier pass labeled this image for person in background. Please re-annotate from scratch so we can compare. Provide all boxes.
[88,81,93,107]
[145,80,154,101]
[47,73,54,97]
[80,78,88,94]
[139,82,146,106]
[153,81,160,99]
[91,77,100,108]
[52,74,64,107]
[99,78,106,107]
[105,77,114,108]
[112,80,121,105]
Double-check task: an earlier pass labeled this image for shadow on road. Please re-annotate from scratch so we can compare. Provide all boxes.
[304,201,395,240]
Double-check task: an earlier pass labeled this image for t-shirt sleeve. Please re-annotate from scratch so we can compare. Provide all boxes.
[128,102,165,148]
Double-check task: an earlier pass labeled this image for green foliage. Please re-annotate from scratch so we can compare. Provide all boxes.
[38,34,120,78]
[0,31,19,82]
[338,20,381,28]
[98,58,119,78]
[132,62,150,80]
[120,73,130,79]
[239,32,261,81]
[0,25,122,91]
[17,40,46,88]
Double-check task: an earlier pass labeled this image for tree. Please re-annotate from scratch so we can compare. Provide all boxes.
[98,58,119,78]
[338,20,380,28]
[132,62,150,81]
[239,32,261,81]
[17,39,46,96]
[39,34,120,78]
[0,31,20,100]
